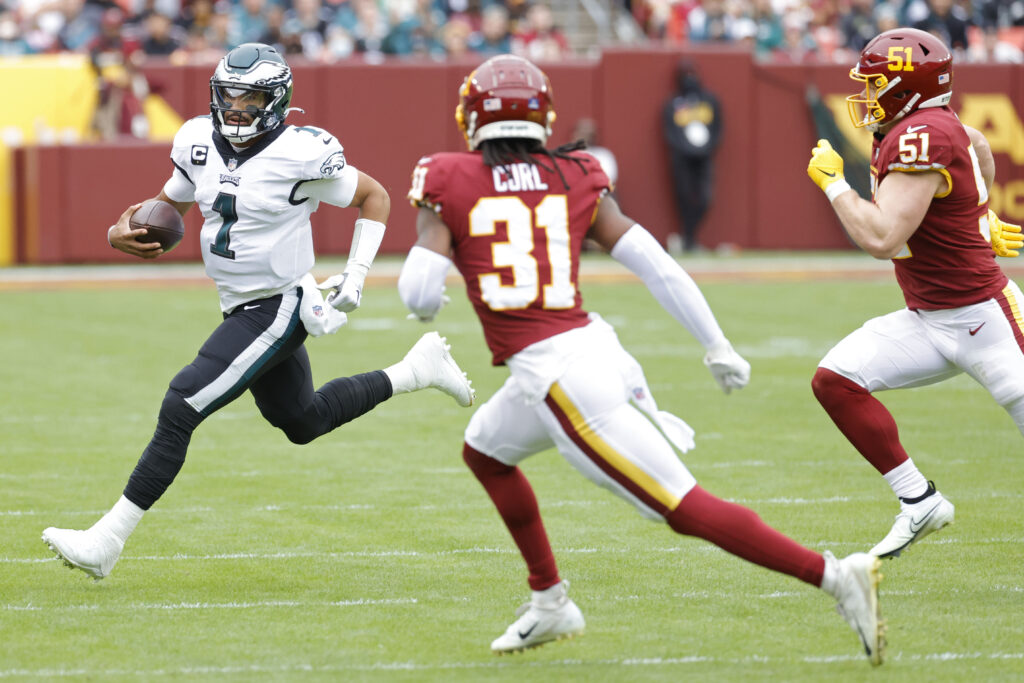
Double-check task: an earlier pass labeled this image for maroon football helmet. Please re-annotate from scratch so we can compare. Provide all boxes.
[847,28,953,131]
[455,54,556,150]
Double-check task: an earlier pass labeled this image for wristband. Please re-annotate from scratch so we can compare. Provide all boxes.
[108,225,116,248]
[825,179,852,203]
[347,218,386,270]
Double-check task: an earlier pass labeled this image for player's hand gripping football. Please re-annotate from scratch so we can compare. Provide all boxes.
[703,340,751,395]
[989,209,1022,258]
[807,139,852,202]
[320,269,365,312]
[107,203,162,259]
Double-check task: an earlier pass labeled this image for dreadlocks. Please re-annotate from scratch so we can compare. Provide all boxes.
[479,138,590,190]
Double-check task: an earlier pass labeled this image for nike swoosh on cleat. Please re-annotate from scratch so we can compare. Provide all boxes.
[517,622,539,640]
[969,323,985,336]
[821,171,836,177]
[244,304,260,310]
[908,502,941,534]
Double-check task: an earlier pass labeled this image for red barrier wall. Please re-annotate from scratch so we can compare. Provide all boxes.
[13,49,1024,263]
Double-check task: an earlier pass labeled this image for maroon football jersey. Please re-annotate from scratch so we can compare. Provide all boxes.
[872,107,1007,309]
[409,150,611,364]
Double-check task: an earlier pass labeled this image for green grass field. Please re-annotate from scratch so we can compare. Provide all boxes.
[1,256,1022,681]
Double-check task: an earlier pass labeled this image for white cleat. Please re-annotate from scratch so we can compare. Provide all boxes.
[832,551,886,667]
[490,581,585,654]
[870,484,955,559]
[405,331,475,407]
[41,526,123,580]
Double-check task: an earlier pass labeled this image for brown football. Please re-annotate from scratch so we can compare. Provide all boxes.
[129,199,185,251]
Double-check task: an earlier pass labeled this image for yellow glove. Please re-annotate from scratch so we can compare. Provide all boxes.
[807,139,852,202]
[989,209,1022,258]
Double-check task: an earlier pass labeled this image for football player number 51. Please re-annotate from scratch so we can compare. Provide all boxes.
[469,195,575,311]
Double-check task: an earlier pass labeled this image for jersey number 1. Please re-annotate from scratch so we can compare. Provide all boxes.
[210,192,237,259]
[469,195,575,310]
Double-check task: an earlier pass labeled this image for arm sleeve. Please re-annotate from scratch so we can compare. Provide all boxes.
[398,246,453,319]
[610,224,727,349]
[294,164,360,208]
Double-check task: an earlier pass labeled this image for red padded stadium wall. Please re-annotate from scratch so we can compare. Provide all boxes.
[12,52,1024,263]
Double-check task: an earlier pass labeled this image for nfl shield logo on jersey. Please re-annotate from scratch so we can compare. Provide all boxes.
[227,158,238,172]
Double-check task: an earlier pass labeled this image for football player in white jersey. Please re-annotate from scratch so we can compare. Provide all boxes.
[41,43,475,581]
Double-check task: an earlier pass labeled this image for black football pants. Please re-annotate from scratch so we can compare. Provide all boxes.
[122,287,392,509]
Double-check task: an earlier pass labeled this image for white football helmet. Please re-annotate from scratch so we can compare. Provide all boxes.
[210,43,293,144]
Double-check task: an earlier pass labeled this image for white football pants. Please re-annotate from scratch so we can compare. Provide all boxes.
[820,279,1024,435]
[465,316,698,521]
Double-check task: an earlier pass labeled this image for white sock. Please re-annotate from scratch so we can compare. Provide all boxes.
[92,495,145,544]
[384,361,416,395]
[820,551,841,599]
[532,581,567,608]
[883,459,929,501]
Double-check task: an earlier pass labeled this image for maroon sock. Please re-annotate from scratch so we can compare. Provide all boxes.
[463,443,560,591]
[811,367,909,474]
[667,486,824,587]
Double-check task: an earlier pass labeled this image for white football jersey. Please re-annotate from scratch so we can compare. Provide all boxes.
[163,116,359,312]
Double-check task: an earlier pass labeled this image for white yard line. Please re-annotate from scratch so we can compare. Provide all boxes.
[6,537,1024,567]
[1,652,1022,677]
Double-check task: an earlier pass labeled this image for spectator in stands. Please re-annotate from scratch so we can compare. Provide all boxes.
[229,0,271,48]
[467,4,512,54]
[838,0,879,53]
[913,0,971,51]
[662,58,723,253]
[974,0,1024,29]
[874,2,899,34]
[774,11,820,62]
[284,0,332,59]
[350,0,390,56]
[441,14,473,56]
[324,22,356,59]
[967,23,1024,61]
[55,0,105,51]
[687,0,734,41]
[89,7,149,139]
[749,0,784,59]
[140,10,182,56]
[258,3,288,55]
[279,18,308,56]
[0,10,35,54]
[176,0,216,38]
[514,3,569,60]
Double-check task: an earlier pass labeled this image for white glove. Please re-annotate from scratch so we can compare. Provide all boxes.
[703,340,750,394]
[406,291,451,322]
[298,273,348,336]
[320,267,366,313]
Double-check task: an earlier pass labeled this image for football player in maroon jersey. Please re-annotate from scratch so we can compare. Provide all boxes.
[808,27,1024,560]
[399,54,886,665]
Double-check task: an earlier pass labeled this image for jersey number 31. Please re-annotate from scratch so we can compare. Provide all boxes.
[469,195,575,311]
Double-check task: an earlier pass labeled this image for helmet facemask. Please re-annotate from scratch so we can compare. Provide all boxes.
[847,70,895,131]
[211,81,288,143]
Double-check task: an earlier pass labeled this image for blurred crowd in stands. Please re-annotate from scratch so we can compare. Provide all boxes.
[636,0,1024,63]
[0,0,569,62]
[0,0,1022,64]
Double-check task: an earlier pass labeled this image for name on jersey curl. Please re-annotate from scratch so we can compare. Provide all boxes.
[493,163,549,193]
